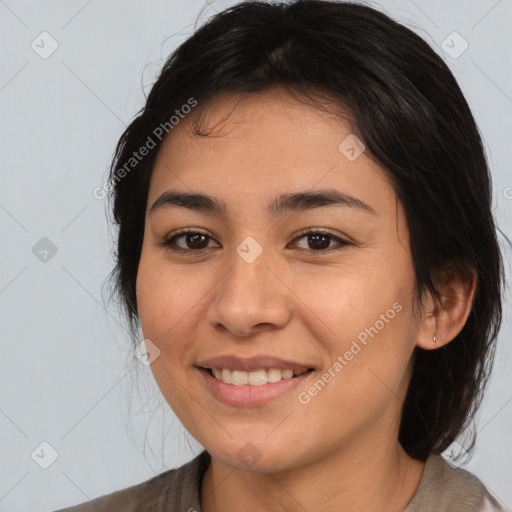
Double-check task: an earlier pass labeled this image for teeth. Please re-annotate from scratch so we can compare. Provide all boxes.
[282,369,294,379]
[248,369,267,385]
[267,368,282,383]
[210,368,309,385]
[232,370,248,385]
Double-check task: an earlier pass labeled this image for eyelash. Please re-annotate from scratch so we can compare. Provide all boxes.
[159,228,351,254]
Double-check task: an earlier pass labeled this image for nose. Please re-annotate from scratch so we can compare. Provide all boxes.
[206,246,293,338]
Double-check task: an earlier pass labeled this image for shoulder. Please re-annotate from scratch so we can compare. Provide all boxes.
[52,451,210,512]
[405,454,508,512]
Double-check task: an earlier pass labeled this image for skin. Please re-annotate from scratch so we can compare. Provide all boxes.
[136,86,476,512]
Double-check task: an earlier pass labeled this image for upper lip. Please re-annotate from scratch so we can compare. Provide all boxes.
[197,355,314,373]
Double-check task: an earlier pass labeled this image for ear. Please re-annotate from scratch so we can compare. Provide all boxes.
[416,265,477,350]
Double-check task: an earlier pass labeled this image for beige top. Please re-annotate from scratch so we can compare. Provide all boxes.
[54,450,507,511]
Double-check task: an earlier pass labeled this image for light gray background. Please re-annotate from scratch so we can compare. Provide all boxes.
[1,1,511,511]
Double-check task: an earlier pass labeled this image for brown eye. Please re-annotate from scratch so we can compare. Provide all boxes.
[160,229,350,254]
[291,230,351,252]
[305,233,332,250]
[162,230,218,251]
[181,233,209,250]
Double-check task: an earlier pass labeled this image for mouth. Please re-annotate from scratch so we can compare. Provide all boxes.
[195,355,316,406]
[197,364,315,407]
[201,367,315,386]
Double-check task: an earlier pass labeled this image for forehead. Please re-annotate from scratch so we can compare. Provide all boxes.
[148,88,397,218]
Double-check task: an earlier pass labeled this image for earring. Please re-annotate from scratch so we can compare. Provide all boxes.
[433,334,437,343]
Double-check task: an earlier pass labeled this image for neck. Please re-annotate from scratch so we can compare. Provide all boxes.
[200,438,425,512]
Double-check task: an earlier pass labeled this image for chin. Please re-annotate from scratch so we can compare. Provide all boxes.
[207,439,307,474]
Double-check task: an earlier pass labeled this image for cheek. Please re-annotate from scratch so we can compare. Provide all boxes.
[295,302,416,440]
[295,256,418,388]
[136,256,216,365]
[136,261,166,339]
[137,257,189,331]
[294,261,407,343]
[136,261,182,352]
[135,260,201,411]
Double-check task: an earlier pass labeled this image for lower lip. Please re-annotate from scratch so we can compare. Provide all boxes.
[197,368,314,407]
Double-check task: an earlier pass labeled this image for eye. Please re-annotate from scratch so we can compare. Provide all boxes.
[159,228,351,253]
[161,229,218,252]
[290,229,351,252]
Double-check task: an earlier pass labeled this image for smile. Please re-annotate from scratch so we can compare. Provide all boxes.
[195,355,316,406]
[209,367,310,385]
[197,367,315,407]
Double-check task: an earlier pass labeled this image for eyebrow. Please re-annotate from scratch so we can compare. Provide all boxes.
[149,188,378,217]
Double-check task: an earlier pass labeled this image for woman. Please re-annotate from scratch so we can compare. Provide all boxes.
[56,0,507,510]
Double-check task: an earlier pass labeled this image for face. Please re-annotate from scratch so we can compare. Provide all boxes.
[136,87,425,473]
